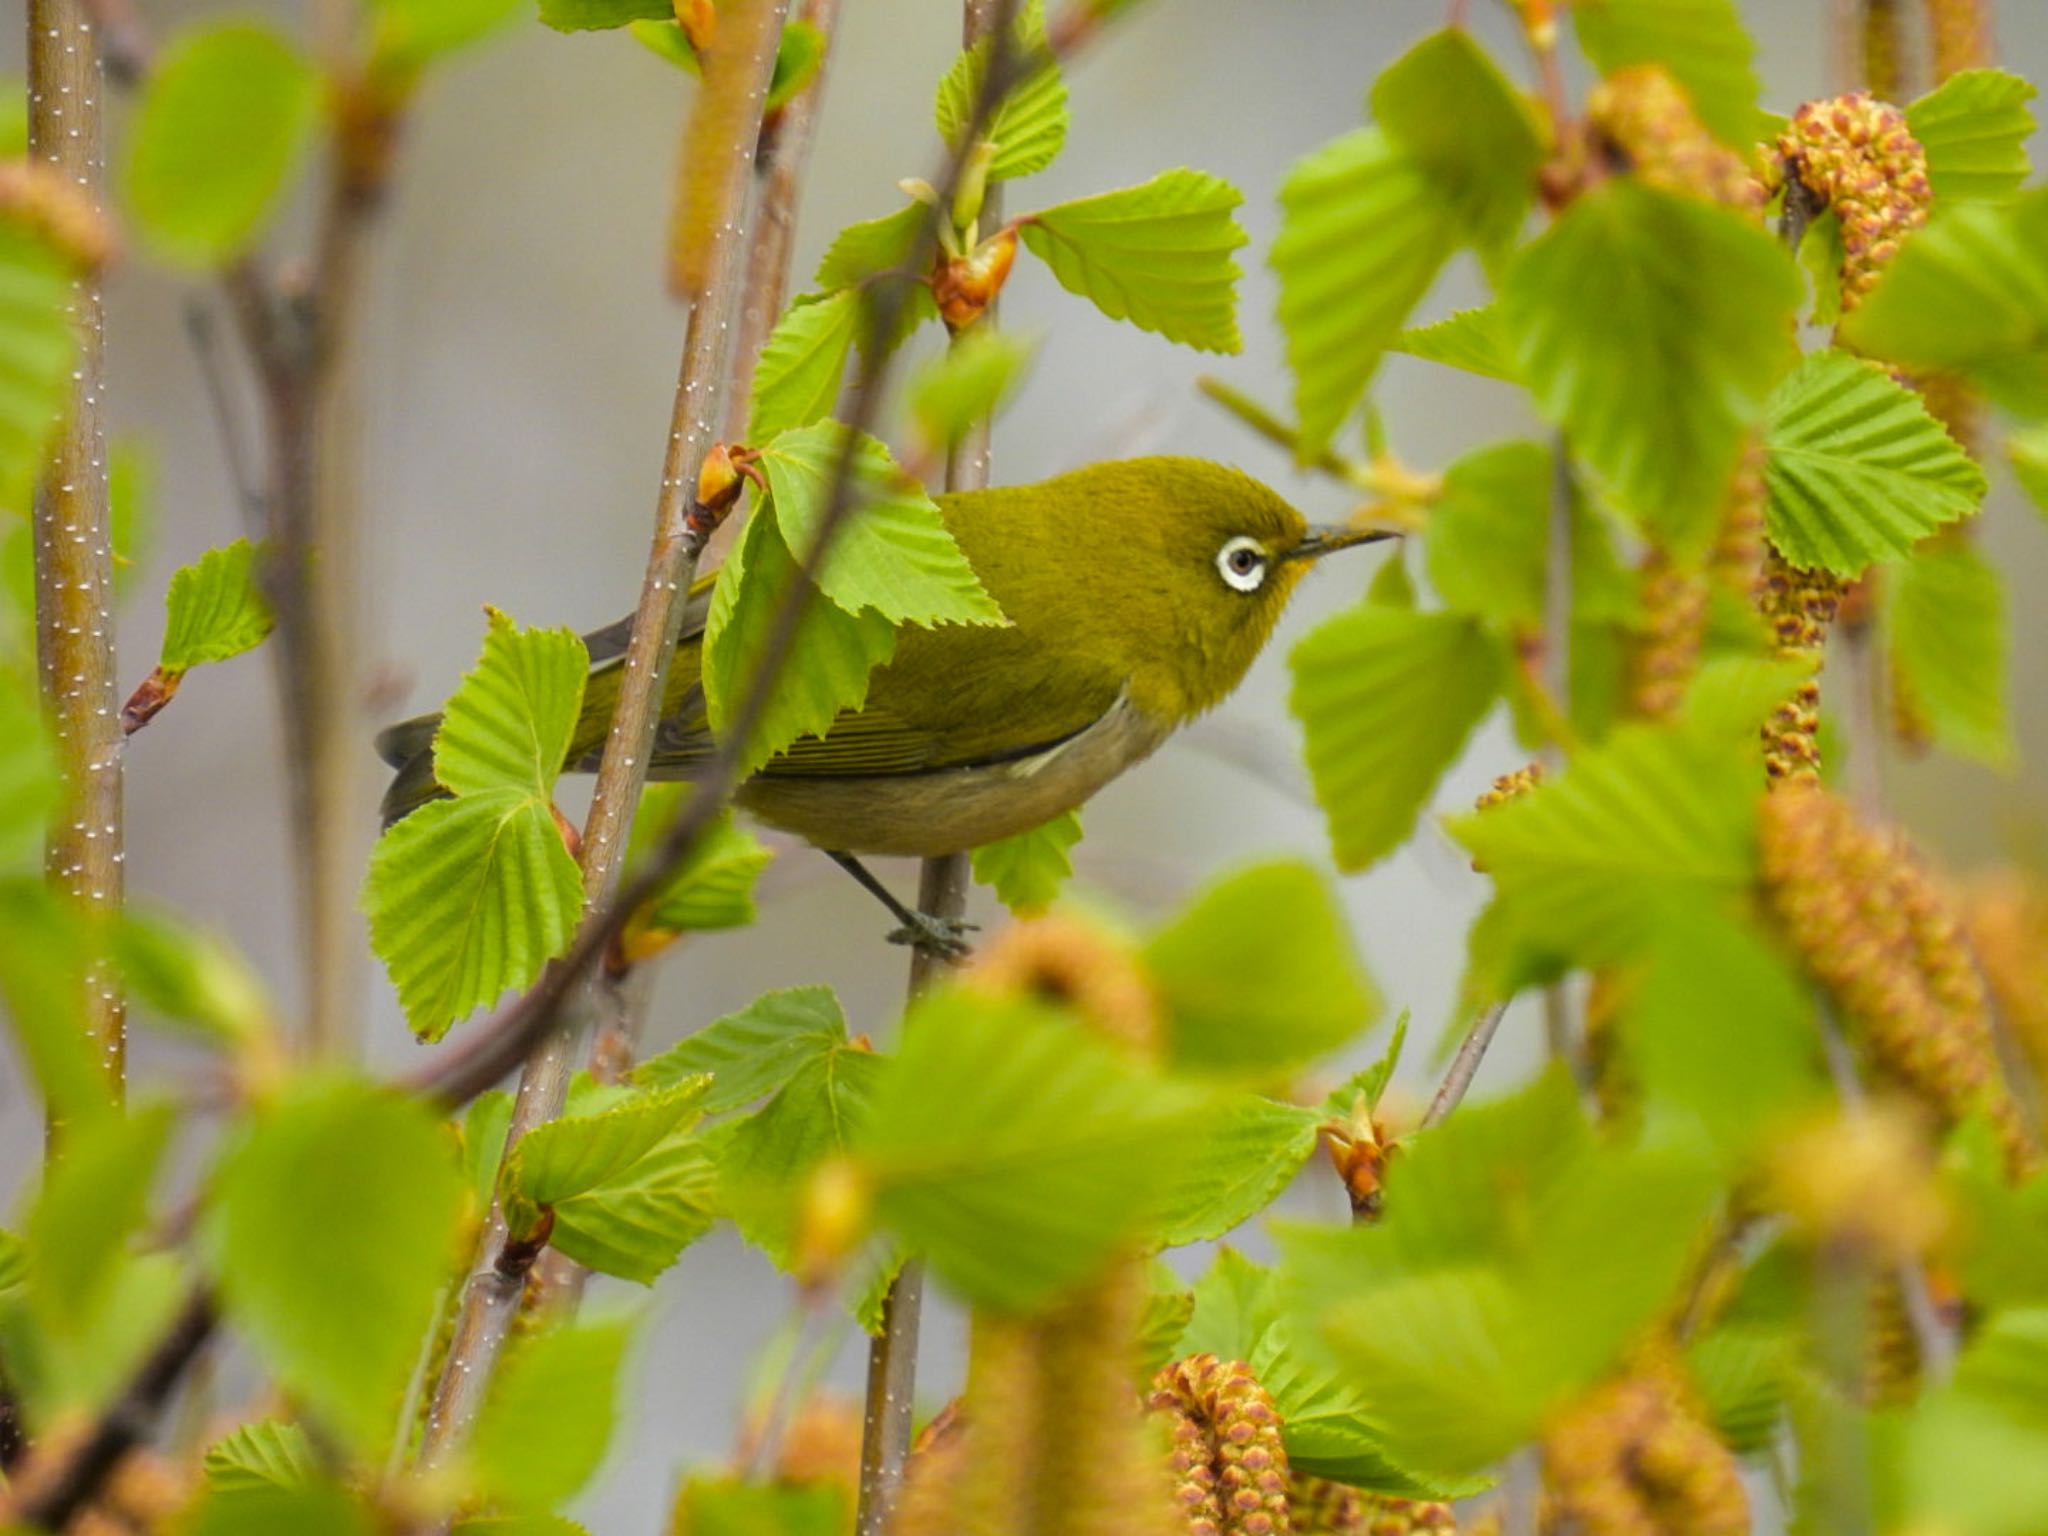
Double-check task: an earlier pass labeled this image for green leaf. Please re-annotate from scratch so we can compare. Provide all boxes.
[431,608,588,800]
[1799,210,1848,327]
[0,227,78,511]
[1572,0,1766,148]
[1943,1117,2048,1310]
[1146,860,1378,1075]
[858,989,1211,1312]
[748,292,860,443]
[1272,128,1458,459]
[721,1045,883,1269]
[634,985,848,1112]
[1907,69,2037,204]
[970,809,1082,915]
[701,503,897,780]
[1887,536,2012,767]
[633,799,775,934]
[472,1316,634,1509]
[203,1421,317,1496]
[369,0,522,67]
[0,674,58,868]
[2011,423,2048,515]
[181,1484,380,1536]
[501,1079,709,1240]
[1289,606,1503,872]
[123,24,320,266]
[1138,1268,1196,1376]
[908,328,1037,450]
[114,908,275,1047]
[1019,168,1247,353]
[757,424,1004,629]
[1503,181,1799,549]
[766,20,825,112]
[933,0,1068,182]
[815,201,927,291]
[670,1477,846,1536]
[538,0,664,30]
[1370,30,1543,249]
[203,1076,464,1453]
[1154,1097,1321,1247]
[0,1229,26,1293]
[157,539,275,672]
[25,1103,175,1332]
[0,1248,182,1423]
[1685,1323,1796,1453]
[364,790,584,1041]
[1393,307,1522,385]
[1324,1011,1409,1123]
[1761,349,1985,576]
[0,878,109,1129]
[553,1132,718,1284]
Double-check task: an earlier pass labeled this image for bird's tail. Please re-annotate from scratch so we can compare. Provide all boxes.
[375,713,446,828]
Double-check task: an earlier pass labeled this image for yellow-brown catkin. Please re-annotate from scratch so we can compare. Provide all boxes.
[1586,66,1767,218]
[1148,1356,1294,1536]
[1289,1478,1368,1536]
[1758,782,2037,1174]
[1710,443,1768,611]
[1582,967,1642,1128]
[1924,0,1993,79]
[1359,1495,1458,1536]
[1866,1272,1925,1406]
[1627,552,1709,722]
[1474,764,1543,815]
[1862,0,1908,101]
[1961,871,2048,1089]
[0,160,116,271]
[964,913,1162,1061]
[1771,93,1932,311]
[1541,1346,1748,1536]
[1759,554,1846,784]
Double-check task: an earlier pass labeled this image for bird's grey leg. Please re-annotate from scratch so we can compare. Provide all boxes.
[824,850,977,961]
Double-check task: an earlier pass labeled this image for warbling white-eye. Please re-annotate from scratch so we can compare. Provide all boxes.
[377,457,1385,948]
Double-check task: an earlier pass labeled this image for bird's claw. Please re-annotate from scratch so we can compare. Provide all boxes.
[886,911,979,961]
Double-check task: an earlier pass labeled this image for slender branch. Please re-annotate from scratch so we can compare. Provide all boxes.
[1424,1003,1508,1129]
[30,0,125,1129]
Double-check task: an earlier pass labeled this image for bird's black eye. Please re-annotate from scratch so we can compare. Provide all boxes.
[1216,535,1267,592]
[1230,548,1259,573]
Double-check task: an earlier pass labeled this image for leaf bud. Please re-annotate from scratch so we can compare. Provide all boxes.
[931,227,1019,333]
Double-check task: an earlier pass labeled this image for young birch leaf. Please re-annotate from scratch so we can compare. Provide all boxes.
[971,809,1082,915]
[932,0,1067,182]
[1762,350,1985,576]
[115,908,275,1048]
[1370,29,1543,250]
[431,608,587,799]
[627,794,774,936]
[1289,606,1503,872]
[721,1045,883,1269]
[549,1133,719,1283]
[701,506,897,780]
[203,1422,318,1495]
[909,327,1037,450]
[0,879,109,1129]
[500,1079,710,1242]
[1019,169,1247,353]
[25,1103,175,1332]
[765,20,826,112]
[1906,69,2037,204]
[1155,1097,1321,1247]
[1271,129,1458,461]
[634,985,848,1110]
[204,1076,464,1455]
[747,291,860,443]
[858,990,1212,1313]
[1888,537,2013,768]
[123,24,320,267]
[368,0,523,69]
[472,1316,634,1510]
[2011,424,2048,516]
[538,0,665,30]
[181,1484,381,1536]
[757,423,1004,626]
[1503,182,1799,550]
[672,1478,846,1536]
[158,540,275,672]
[816,202,927,292]
[1393,306,1522,385]
[0,227,78,509]
[1572,0,1767,148]
[0,677,58,867]
[1146,860,1379,1076]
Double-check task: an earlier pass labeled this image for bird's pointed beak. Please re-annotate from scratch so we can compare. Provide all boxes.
[1281,524,1399,563]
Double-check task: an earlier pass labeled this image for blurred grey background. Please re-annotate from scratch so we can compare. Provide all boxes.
[4,0,2046,1528]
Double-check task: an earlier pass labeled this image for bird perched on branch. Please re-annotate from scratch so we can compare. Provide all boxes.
[377,456,1386,951]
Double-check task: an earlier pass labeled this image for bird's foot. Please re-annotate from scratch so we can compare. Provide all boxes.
[886,910,978,962]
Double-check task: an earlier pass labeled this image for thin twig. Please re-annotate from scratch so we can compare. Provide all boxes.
[31,0,125,1127]
[183,302,265,531]
[1423,1003,1508,1129]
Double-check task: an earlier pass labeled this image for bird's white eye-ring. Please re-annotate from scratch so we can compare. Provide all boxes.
[1216,536,1268,593]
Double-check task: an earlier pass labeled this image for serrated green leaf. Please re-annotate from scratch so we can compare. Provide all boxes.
[909,328,1036,450]
[815,201,926,291]
[502,1079,709,1241]
[0,227,77,510]
[1799,209,1848,327]
[1504,181,1799,549]
[1907,69,2037,204]
[1147,860,1378,1075]
[1679,653,1817,746]
[472,1316,633,1509]
[0,674,58,868]
[748,291,860,443]
[1371,29,1543,250]
[671,1477,847,1536]
[538,0,664,30]
[632,799,774,934]
[1020,168,1246,353]
[1393,307,1522,384]
[758,424,1003,629]
[1944,1116,2048,1310]
[203,1076,464,1454]
[463,1091,515,1214]
[0,1230,26,1293]
[25,1103,175,1333]
[157,539,274,672]
[432,609,587,800]
[766,19,824,110]
[203,1421,317,1495]
[1762,349,1985,576]
[1572,0,1766,148]
[1138,1271,1196,1377]
[721,1044,883,1270]
[1424,441,1565,629]
[1324,1011,1409,1123]
[1687,1324,1796,1453]
[554,1133,718,1283]
[123,24,320,266]
[858,989,1211,1312]
[1154,1097,1320,1247]
[933,0,1068,182]
[1888,535,2012,767]
[1272,128,1458,460]
[115,907,274,1047]
[369,0,522,67]
[364,790,584,1041]
[1289,605,1503,872]
[181,1484,380,1536]
[970,809,1081,915]
[635,985,848,1111]
[701,504,898,780]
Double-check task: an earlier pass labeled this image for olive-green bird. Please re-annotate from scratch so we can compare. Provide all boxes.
[377,457,1384,943]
